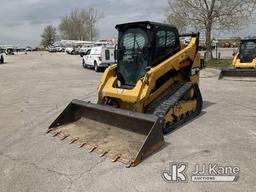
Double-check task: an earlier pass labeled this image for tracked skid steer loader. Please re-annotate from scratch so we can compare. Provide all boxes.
[47,21,203,167]
[219,39,256,79]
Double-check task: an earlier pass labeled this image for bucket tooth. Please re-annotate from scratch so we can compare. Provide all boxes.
[46,128,53,134]
[99,151,108,157]
[126,162,133,168]
[94,148,107,157]
[118,157,131,165]
[106,152,120,162]
[79,142,87,148]
[89,146,97,153]
[60,134,69,141]
[112,156,120,162]
[53,131,60,137]
[69,138,78,144]
[83,143,93,151]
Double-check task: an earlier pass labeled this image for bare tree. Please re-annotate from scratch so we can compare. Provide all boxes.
[87,8,104,41]
[59,8,103,41]
[41,25,57,48]
[166,0,256,60]
[165,14,187,33]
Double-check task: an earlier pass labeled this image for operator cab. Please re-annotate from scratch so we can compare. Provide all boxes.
[115,21,180,87]
[239,39,256,63]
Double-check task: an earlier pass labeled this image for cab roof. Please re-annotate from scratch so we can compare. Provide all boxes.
[115,21,177,30]
[240,38,256,42]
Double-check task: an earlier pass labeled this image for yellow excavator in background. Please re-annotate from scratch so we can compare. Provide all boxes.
[219,38,256,79]
[47,21,203,167]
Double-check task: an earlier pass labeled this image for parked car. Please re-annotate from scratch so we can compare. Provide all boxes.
[25,46,32,51]
[0,52,4,64]
[48,47,57,53]
[5,48,15,55]
[65,47,75,55]
[82,46,115,72]
[56,47,65,52]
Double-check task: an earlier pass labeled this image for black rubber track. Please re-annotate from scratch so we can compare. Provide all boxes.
[146,81,203,134]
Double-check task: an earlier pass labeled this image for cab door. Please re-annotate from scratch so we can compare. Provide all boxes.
[117,28,149,86]
[83,49,92,65]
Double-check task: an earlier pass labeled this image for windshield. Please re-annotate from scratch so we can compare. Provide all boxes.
[117,28,149,86]
[240,41,256,62]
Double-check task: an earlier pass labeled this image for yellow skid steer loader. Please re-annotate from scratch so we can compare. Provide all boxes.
[219,38,256,79]
[47,21,203,167]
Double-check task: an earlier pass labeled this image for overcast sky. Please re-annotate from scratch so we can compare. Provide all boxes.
[0,0,255,47]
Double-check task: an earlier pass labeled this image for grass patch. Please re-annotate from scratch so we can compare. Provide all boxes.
[205,59,232,69]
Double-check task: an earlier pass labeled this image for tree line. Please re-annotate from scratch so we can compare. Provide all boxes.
[41,8,103,48]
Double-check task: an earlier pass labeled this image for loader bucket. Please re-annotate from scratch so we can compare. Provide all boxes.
[219,68,256,79]
[47,99,165,167]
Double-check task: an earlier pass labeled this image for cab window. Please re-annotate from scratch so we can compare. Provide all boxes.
[154,30,178,64]
[105,50,110,60]
[85,49,91,55]
[117,28,149,86]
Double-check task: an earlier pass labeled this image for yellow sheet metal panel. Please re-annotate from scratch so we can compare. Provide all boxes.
[234,59,256,69]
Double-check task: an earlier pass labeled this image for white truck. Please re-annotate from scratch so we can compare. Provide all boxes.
[82,46,115,72]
